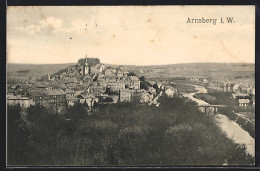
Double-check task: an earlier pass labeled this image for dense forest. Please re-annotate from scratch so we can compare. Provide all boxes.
[7,95,254,166]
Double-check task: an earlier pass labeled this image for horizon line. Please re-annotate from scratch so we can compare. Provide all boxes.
[6,62,255,66]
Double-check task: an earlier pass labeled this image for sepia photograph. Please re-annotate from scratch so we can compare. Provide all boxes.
[6,5,255,166]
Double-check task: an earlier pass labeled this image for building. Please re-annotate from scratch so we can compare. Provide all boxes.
[127,76,140,89]
[141,91,153,103]
[66,96,79,107]
[64,88,75,98]
[107,82,125,91]
[78,93,98,107]
[73,89,84,96]
[221,82,235,92]
[116,69,124,77]
[7,95,34,108]
[91,63,106,74]
[105,67,117,76]
[29,89,67,113]
[148,87,157,95]
[119,89,132,102]
[165,88,175,98]
[238,99,250,108]
[119,89,152,103]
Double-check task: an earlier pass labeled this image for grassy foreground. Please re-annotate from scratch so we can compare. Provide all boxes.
[7,95,254,166]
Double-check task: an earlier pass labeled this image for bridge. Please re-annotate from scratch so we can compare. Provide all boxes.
[196,104,227,115]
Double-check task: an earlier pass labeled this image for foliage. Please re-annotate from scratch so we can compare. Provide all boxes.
[78,58,86,66]
[128,71,137,76]
[140,76,152,90]
[7,96,254,166]
[65,102,89,121]
[87,58,100,67]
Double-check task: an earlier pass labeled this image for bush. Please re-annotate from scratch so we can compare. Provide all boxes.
[7,95,254,166]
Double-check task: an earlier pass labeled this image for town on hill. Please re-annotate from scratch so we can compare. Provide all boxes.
[7,57,255,115]
[7,57,178,113]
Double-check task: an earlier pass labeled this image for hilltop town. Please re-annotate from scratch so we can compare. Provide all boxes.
[7,57,178,113]
[7,57,255,114]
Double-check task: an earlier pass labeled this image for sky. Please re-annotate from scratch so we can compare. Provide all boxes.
[7,6,255,65]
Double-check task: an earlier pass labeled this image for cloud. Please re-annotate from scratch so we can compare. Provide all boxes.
[16,16,63,34]
[16,17,91,35]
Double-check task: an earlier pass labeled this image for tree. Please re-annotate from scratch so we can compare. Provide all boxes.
[128,71,137,76]
[93,101,99,110]
[153,83,159,91]
[87,58,100,67]
[104,97,113,103]
[7,105,26,164]
[65,103,88,121]
[140,82,149,90]
[139,76,145,82]
[78,58,86,66]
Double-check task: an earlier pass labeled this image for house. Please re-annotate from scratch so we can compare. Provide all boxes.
[232,93,249,99]
[78,93,98,107]
[233,83,241,93]
[64,88,75,98]
[73,89,84,96]
[106,76,117,83]
[90,64,106,74]
[148,87,156,95]
[29,89,67,113]
[44,89,67,113]
[105,67,117,76]
[66,96,79,106]
[36,83,50,90]
[119,89,133,102]
[128,76,140,89]
[116,69,124,77]
[165,88,176,98]
[7,95,34,108]
[238,99,250,107]
[118,66,129,76]
[119,89,149,103]
[141,91,153,103]
[221,82,235,92]
[107,82,125,91]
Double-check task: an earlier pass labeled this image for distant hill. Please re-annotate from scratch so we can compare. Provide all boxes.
[7,63,75,80]
[7,63,255,82]
[119,63,255,82]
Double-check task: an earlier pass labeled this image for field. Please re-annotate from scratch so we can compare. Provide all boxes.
[170,83,197,93]
[127,63,255,82]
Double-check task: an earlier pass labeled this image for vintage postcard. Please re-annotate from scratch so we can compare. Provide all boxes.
[6,6,255,166]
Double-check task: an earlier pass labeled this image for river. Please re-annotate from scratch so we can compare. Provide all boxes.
[182,85,255,157]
